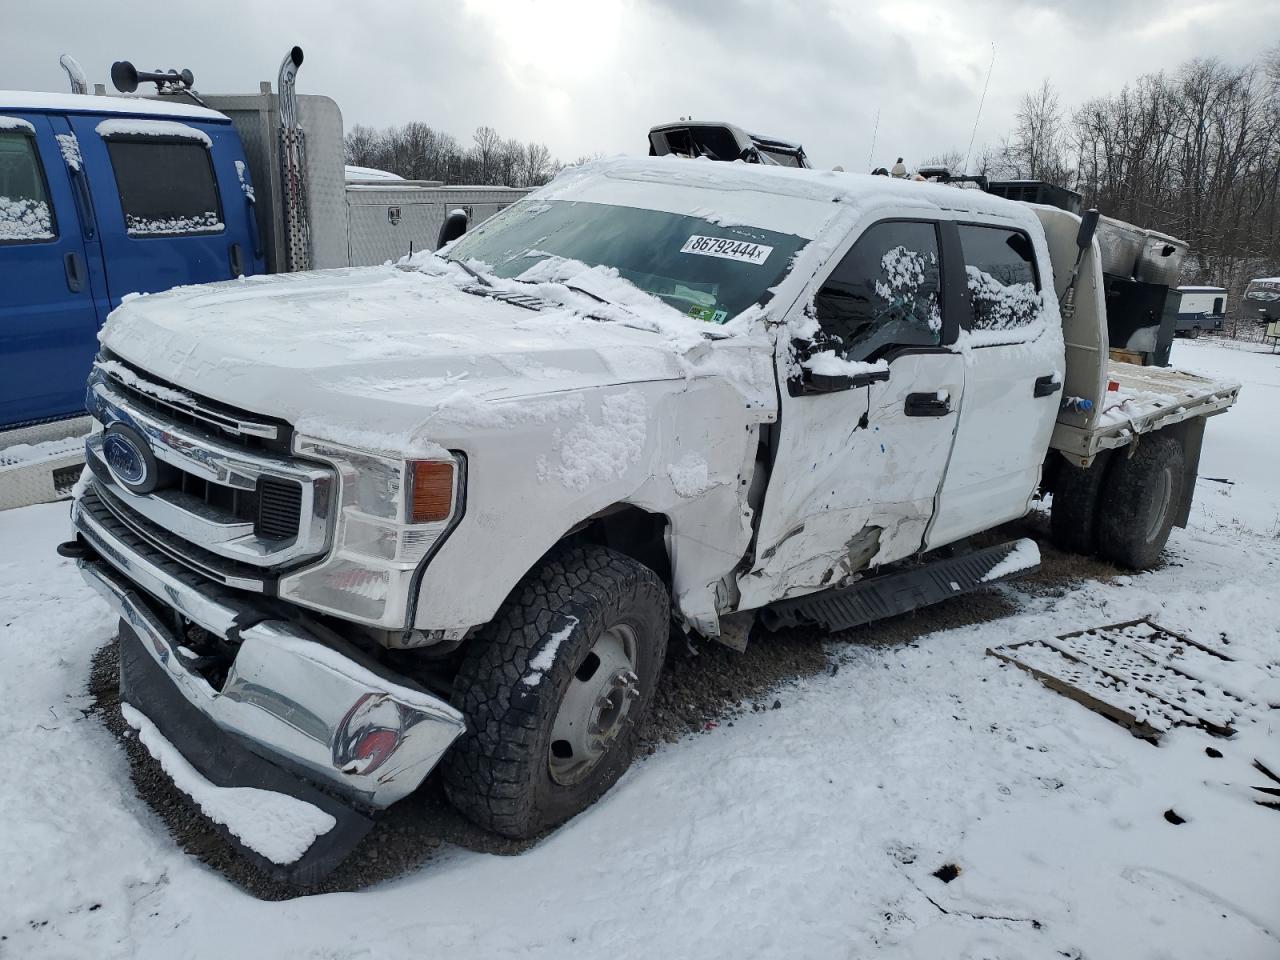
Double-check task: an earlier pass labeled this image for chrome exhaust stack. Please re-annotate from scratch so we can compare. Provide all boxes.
[277,46,312,273]
[59,54,88,95]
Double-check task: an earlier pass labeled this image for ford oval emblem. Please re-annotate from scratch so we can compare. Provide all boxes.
[102,424,155,493]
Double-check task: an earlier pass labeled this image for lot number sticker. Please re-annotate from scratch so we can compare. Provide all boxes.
[680,235,773,265]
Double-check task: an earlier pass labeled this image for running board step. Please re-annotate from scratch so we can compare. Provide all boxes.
[0,417,90,512]
[758,538,1040,633]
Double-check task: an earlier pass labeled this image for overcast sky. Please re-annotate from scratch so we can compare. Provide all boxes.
[4,0,1278,171]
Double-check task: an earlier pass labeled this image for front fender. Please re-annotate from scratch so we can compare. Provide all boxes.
[411,376,764,635]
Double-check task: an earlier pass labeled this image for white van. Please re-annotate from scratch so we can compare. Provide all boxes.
[1175,285,1227,337]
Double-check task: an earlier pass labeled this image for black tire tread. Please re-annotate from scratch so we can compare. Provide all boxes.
[441,544,668,838]
[1096,434,1184,570]
[1050,451,1112,556]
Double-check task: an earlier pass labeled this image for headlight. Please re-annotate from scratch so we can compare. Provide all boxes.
[278,437,463,626]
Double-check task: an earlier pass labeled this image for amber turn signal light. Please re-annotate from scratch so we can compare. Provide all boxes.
[409,460,455,523]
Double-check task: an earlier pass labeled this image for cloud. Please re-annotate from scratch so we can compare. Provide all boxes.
[3,0,1278,173]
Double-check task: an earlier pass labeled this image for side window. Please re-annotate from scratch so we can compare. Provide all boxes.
[1212,297,1224,314]
[0,130,56,244]
[813,221,942,361]
[103,138,223,237]
[957,224,1043,331]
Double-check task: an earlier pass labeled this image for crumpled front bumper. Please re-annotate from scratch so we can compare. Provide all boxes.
[70,490,467,880]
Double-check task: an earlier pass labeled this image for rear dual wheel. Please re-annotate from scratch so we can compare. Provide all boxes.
[1050,435,1184,570]
[1096,435,1184,570]
[442,544,668,838]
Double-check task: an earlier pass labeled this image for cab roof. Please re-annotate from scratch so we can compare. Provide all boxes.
[0,90,228,123]
[551,155,1038,235]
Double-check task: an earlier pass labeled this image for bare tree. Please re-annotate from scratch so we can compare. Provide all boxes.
[343,121,563,189]
[471,126,502,183]
[344,124,379,168]
[522,142,553,186]
[921,149,965,174]
[1002,80,1071,184]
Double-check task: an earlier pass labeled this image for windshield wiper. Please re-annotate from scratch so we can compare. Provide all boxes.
[562,282,610,305]
[447,258,492,288]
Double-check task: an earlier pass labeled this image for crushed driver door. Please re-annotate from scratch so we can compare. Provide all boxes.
[737,217,965,609]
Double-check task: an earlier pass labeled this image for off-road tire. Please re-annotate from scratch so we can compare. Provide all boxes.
[441,544,669,838]
[1189,326,1202,339]
[1050,450,1113,556]
[1095,435,1184,570]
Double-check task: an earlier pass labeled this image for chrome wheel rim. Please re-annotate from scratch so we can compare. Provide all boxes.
[548,623,640,786]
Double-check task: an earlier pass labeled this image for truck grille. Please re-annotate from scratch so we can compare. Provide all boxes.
[82,483,271,592]
[172,470,304,542]
[98,351,291,455]
[85,362,333,590]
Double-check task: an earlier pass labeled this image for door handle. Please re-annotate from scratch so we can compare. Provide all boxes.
[68,167,97,242]
[905,392,951,417]
[229,242,244,278]
[1034,374,1062,398]
[64,251,84,293]
[246,197,263,259]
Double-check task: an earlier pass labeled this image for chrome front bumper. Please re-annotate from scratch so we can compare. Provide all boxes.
[73,496,465,810]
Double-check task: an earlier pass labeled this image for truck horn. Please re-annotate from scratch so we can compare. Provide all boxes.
[110,61,196,95]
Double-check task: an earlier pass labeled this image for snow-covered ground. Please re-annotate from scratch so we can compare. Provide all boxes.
[1,338,1277,959]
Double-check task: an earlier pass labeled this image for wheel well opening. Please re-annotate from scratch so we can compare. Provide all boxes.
[570,505,672,585]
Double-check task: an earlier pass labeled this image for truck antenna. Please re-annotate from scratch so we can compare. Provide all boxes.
[867,107,880,171]
[963,42,996,175]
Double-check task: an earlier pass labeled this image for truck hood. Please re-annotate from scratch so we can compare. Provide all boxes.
[99,266,726,454]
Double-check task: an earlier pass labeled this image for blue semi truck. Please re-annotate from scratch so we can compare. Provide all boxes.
[0,50,528,508]
[1,93,264,430]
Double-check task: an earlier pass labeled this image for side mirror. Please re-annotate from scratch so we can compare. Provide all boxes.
[1076,209,1099,253]
[805,367,890,392]
[437,209,469,250]
[790,336,891,394]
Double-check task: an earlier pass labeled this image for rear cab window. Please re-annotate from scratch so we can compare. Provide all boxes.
[99,122,223,238]
[956,224,1044,332]
[813,220,943,362]
[0,120,56,244]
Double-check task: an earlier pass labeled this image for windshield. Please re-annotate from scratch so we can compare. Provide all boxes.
[444,199,808,324]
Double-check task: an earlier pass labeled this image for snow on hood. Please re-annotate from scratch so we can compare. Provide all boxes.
[99,259,771,455]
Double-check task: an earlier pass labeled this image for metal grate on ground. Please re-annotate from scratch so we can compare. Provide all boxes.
[987,618,1252,741]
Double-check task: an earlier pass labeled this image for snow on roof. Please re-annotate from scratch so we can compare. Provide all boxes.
[1249,276,1280,284]
[0,90,227,122]
[544,155,1040,240]
[96,117,213,146]
[344,164,405,182]
[1178,286,1227,293]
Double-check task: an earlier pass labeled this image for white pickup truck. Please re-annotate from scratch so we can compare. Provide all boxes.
[62,157,1239,882]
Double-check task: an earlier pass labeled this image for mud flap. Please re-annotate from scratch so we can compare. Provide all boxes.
[758,539,1037,632]
[117,622,374,886]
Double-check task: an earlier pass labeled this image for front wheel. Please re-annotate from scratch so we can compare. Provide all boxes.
[442,545,669,838]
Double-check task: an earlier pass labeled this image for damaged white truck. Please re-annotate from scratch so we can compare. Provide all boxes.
[61,156,1239,882]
